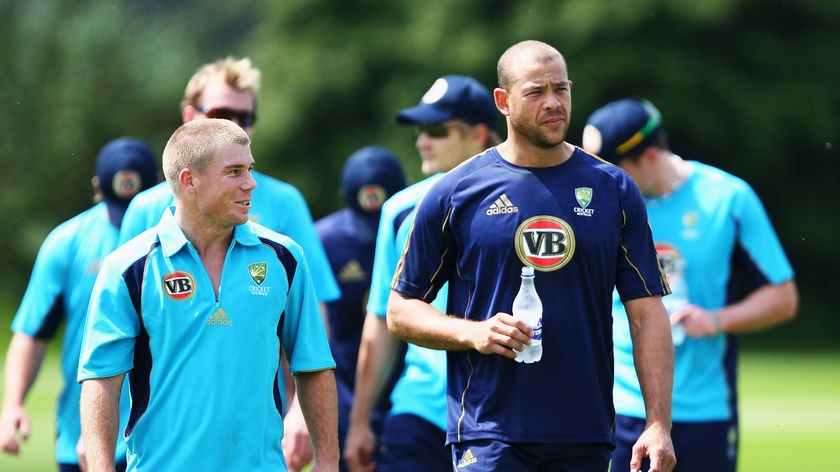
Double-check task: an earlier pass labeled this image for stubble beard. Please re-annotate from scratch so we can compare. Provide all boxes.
[511,119,567,149]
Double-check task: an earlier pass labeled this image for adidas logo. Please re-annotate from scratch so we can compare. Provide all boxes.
[206,309,233,327]
[457,448,478,468]
[338,259,367,283]
[486,193,519,215]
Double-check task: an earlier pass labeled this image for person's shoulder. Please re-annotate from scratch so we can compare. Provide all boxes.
[690,160,744,182]
[246,221,305,254]
[381,175,441,214]
[134,181,172,202]
[573,146,642,193]
[40,204,107,247]
[104,227,159,271]
[315,208,351,236]
[687,160,754,195]
[573,146,626,174]
[58,203,104,230]
[443,147,498,179]
[123,182,172,217]
[253,171,304,196]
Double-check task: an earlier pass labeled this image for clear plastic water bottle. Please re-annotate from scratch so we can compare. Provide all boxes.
[661,254,689,346]
[512,266,542,363]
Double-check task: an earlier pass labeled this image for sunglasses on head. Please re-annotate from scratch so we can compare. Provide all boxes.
[415,122,471,139]
[195,106,257,127]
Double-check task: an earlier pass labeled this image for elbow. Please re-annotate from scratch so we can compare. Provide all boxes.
[385,291,408,341]
[777,280,800,324]
[780,300,798,323]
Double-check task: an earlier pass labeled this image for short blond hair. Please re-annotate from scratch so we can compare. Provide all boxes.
[181,56,262,109]
[162,119,251,192]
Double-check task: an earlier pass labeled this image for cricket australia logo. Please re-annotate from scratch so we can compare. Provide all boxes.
[249,263,267,285]
[162,271,196,301]
[514,215,576,271]
[248,262,270,296]
[574,187,595,217]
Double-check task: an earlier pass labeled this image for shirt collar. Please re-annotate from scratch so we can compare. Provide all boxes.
[157,206,262,258]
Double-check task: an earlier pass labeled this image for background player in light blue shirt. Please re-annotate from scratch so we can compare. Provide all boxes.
[0,137,158,472]
[78,119,339,471]
[119,57,339,306]
[583,98,798,472]
[344,75,501,472]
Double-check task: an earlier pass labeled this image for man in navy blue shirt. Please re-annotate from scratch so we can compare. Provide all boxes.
[387,40,676,472]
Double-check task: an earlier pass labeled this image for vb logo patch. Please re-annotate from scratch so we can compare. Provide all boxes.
[162,271,196,301]
[514,215,576,271]
[249,262,267,285]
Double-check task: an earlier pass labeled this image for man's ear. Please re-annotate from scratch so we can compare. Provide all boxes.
[182,105,196,124]
[494,88,509,117]
[178,168,195,192]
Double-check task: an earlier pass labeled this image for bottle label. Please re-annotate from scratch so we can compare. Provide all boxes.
[532,319,543,342]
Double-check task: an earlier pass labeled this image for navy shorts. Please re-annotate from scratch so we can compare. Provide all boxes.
[612,414,737,472]
[451,439,612,472]
[378,413,448,472]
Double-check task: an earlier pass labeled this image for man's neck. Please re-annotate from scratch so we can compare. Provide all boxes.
[497,139,573,168]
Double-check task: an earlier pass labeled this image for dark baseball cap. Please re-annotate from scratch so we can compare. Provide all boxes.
[96,137,158,227]
[582,98,663,164]
[396,75,498,128]
[340,145,407,241]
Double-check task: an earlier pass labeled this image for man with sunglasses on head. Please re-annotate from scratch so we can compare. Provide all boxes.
[118,56,340,471]
[120,57,338,309]
[343,75,501,472]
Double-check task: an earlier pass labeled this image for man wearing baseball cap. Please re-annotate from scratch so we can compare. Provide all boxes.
[0,137,158,472]
[583,97,798,472]
[344,75,500,472]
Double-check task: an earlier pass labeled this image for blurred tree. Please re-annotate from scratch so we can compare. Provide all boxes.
[0,0,257,292]
[0,0,836,346]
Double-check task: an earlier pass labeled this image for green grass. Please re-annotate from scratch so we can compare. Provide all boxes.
[0,338,837,470]
[737,351,840,470]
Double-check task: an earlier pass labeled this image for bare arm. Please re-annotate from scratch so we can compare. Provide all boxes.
[0,333,48,455]
[282,300,337,471]
[674,280,798,338]
[80,375,125,472]
[624,296,676,472]
[344,314,400,472]
[386,290,534,359]
[294,369,339,472]
[281,348,313,472]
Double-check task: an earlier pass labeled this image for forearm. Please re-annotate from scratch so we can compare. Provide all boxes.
[281,349,296,413]
[80,375,124,471]
[386,290,477,351]
[348,314,400,426]
[717,280,798,333]
[2,334,47,411]
[626,297,674,428]
[295,370,339,467]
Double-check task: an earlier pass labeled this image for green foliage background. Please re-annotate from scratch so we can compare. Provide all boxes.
[0,0,837,347]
